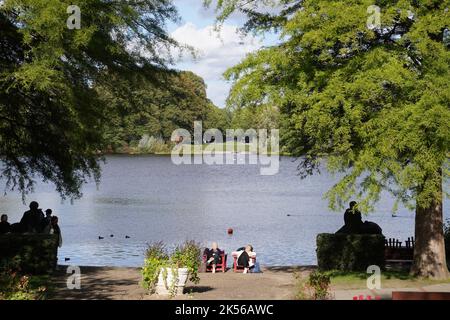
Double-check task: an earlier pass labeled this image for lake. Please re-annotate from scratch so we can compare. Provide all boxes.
[0,155,448,267]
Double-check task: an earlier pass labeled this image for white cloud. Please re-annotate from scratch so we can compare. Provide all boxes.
[171,22,263,107]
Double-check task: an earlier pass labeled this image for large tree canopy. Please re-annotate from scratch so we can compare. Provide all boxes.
[207,0,450,278]
[0,0,180,198]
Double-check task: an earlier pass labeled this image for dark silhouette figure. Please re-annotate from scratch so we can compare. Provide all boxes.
[40,209,52,231]
[336,201,382,235]
[343,201,363,233]
[10,223,25,233]
[43,216,62,247]
[0,214,11,234]
[20,201,44,233]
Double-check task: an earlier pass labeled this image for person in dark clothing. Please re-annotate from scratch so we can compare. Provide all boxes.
[237,245,255,273]
[0,214,11,234]
[44,216,62,247]
[40,209,52,231]
[204,242,222,273]
[10,222,25,233]
[336,201,383,235]
[343,201,363,232]
[20,201,44,233]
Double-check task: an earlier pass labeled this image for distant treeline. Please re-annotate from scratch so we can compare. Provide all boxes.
[99,71,232,154]
[101,70,282,154]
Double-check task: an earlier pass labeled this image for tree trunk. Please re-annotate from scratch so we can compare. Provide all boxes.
[411,178,449,279]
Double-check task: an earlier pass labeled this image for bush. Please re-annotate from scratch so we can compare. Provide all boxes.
[137,135,172,154]
[295,270,333,300]
[0,234,58,274]
[141,242,169,294]
[172,241,201,284]
[141,241,202,296]
[0,259,48,300]
[316,233,385,271]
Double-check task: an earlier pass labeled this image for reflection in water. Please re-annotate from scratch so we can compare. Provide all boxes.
[0,155,448,267]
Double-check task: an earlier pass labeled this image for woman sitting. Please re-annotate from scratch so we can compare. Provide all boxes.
[203,242,222,273]
[236,244,256,273]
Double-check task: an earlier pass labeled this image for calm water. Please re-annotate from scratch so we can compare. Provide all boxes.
[0,155,448,267]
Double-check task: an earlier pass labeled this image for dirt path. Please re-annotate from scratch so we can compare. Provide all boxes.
[50,265,450,300]
[50,266,314,300]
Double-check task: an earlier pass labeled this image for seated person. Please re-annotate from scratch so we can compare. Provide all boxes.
[0,214,11,234]
[336,201,382,235]
[203,242,222,273]
[236,244,256,274]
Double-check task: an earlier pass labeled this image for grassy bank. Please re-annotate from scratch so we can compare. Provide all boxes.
[106,142,291,156]
[328,270,450,290]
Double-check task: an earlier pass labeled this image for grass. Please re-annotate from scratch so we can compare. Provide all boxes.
[328,270,450,290]
[178,142,287,155]
[109,141,292,156]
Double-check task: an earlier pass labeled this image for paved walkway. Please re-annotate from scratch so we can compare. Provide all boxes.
[51,266,312,300]
[50,266,450,300]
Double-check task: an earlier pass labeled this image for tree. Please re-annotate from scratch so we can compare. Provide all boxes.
[207,0,450,278]
[99,70,228,151]
[0,0,180,198]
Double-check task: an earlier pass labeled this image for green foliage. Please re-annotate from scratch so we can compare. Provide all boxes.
[208,0,450,213]
[137,135,172,154]
[141,241,202,296]
[99,71,229,153]
[141,242,169,294]
[0,234,58,274]
[204,0,300,35]
[0,259,48,300]
[316,233,385,271]
[229,104,279,131]
[172,241,202,284]
[295,270,332,300]
[0,0,180,199]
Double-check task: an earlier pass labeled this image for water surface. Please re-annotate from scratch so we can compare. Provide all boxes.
[0,155,447,267]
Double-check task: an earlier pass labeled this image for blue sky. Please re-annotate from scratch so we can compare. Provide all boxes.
[168,0,278,108]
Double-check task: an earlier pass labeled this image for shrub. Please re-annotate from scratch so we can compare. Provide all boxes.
[138,135,172,154]
[295,271,333,300]
[0,234,58,274]
[316,233,385,271]
[172,240,202,284]
[0,259,48,300]
[141,241,201,296]
[141,242,169,294]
